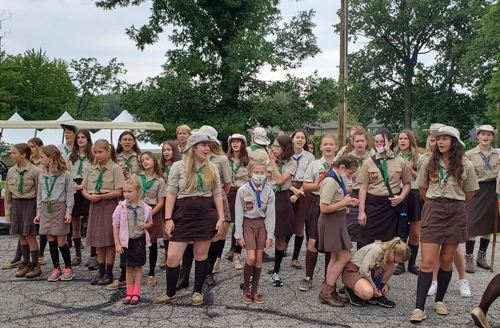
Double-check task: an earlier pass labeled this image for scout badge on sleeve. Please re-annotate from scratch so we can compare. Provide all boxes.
[371,172,378,180]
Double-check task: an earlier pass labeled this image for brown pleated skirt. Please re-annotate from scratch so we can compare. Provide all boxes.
[421,198,468,244]
[72,179,90,216]
[466,180,496,237]
[243,217,267,250]
[292,181,309,225]
[147,208,164,241]
[86,198,119,247]
[346,190,362,242]
[227,187,238,222]
[308,194,320,240]
[274,190,296,237]
[317,209,352,252]
[222,189,232,223]
[9,198,37,236]
[171,196,217,242]
[401,189,423,222]
[362,194,398,241]
[39,202,70,236]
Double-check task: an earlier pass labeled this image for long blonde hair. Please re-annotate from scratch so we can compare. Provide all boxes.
[184,146,219,192]
[41,145,69,176]
[381,237,411,269]
[424,135,435,153]
[93,139,118,165]
[209,143,226,156]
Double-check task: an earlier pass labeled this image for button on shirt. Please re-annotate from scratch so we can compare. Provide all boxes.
[4,162,42,222]
[303,157,333,196]
[416,157,479,201]
[267,158,296,191]
[37,170,75,215]
[348,149,376,190]
[83,160,126,194]
[234,182,275,240]
[166,160,222,199]
[465,145,500,183]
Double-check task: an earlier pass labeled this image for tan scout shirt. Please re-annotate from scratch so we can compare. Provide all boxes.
[5,162,42,222]
[320,169,347,211]
[67,155,92,180]
[83,160,125,194]
[247,145,270,168]
[417,152,431,173]
[350,242,385,288]
[416,157,479,201]
[303,157,333,196]
[127,201,145,239]
[356,150,413,196]
[348,149,376,190]
[210,153,232,185]
[267,158,296,192]
[229,157,250,188]
[134,172,167,205]
[291,149,316,182]
[166,160,222,199]
[117,151,141,175]
[465,145,500,183]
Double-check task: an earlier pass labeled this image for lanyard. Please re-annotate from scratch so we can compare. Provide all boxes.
[439,166,450,188]
[123,155,134,173]
[95,167,107,192]
[230,160,241,184]
[317,162,332,186]
[292,155,302,179]
[375,266,384,292]
[77,155,86,176]
[45,175,58,213]
[17,170,26,194]
[193,165,205,192]
[249,180,265,209]
[328,169,347,196]
[141,175,156,198]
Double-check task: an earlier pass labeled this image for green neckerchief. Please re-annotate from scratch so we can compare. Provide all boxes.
[250,145,262,151]
[141,175,156,198]
[230,160,241,183]
[210,155,214,161]
[193,165,205,192]
[34,162,41,167]
[357,157,364,168]
[65,148,72,155]
[398,153,411,161]
[77,155,86,176]
[165,165,170,177]
[378,157,392,186]
[123,155,134,173]
[439,166,450,188]
[275,160,285,193]
[44,175,58,213]
[95,167,107,192]
[17,170,27,194]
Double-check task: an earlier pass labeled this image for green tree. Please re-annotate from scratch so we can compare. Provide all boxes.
[97,0,320,143]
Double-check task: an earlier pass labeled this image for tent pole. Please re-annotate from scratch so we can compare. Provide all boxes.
[111,129,113,144]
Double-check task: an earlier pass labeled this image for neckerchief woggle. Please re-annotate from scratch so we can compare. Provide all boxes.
[249,180,265,209]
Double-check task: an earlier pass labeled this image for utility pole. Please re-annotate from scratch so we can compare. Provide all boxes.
[338,0,348,149]
[0,10,13,52]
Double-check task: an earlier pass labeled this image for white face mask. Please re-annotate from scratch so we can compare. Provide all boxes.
[252,174,266,185]
[375,143,389,153]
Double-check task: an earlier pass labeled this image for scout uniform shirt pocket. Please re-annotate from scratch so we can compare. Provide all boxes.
[102,177,114,190]
[388,166,402,185]
[368,167,379,182]
[243,193,256,212]
[7,177,17,193]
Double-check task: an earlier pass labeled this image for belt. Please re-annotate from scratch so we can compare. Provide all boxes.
[431,197,461,203]
[292,181,303,188]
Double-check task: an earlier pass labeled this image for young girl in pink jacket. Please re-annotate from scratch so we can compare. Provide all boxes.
[113,178,153,305]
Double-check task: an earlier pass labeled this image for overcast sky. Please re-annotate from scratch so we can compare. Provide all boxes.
[1,0,355,84]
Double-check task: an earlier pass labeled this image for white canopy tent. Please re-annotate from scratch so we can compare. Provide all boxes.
[35,111,75,146]
[0,113,38,145]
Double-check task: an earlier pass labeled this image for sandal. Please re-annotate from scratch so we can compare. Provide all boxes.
[123,295,132,305]
[130,295,140,305]
[71,257,82,266]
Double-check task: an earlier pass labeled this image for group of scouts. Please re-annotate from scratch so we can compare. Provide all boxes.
[1,121,499,327]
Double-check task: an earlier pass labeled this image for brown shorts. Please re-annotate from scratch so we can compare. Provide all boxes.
[243,217,267,250]
[342,261,377,291]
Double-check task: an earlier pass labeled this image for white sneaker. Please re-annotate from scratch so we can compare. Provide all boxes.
[427,281,437,296]
[459,279,471,297]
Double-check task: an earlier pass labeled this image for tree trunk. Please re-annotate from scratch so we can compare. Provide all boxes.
[404,65,413,129]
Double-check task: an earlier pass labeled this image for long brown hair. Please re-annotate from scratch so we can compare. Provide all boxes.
[291,129,309,151]
[69,129,94,165]
[93,139,118,165]
[139,151,163,177]
[41,145,69,176]
[160,140,182,173]
[426,137,465,187]
[116,131,142,155]
[275,135,294,161]
[227,139,250,167]
[395,130,419,170]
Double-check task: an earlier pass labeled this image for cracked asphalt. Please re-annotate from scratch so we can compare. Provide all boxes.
[1,233,499,328]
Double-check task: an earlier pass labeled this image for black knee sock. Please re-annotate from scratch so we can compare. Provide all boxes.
[194,258,209,294]
[90,246,97,257]
[21,244,30,263]
[49,241,60,268]
[74,237,82,257]
[13,240,22,263]
[163,239,169,250]
[479,273,500,315]
[292,235,304,261]
[208,242,218,274]
[466,240,475,255]
[416,271,433,311]
[166,265,180,297]
[98,263,105,276]
[59,244,71,269]
[39,235,47,257]
[30,250,39,264]
[285,235,292,245]
[356,242,361,250]
[149,243,158,276]
[217,240,226,258]
[273,249,284,274]
[106,263,114,277]
[182,245,194,278]
[305,220,309,241]
[409,244,419,267]
[231,229,236,251]
[119,265,126,282]
[435,268,453,303]
[235,245,243,254]
[480,238,490,253]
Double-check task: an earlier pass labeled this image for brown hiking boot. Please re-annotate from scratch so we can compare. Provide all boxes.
[15,263,30,277]
[465,254,475,273]
[477,250,491,270]
[160,252,168,269]
[25,263,42,278]
[319,282,344,307]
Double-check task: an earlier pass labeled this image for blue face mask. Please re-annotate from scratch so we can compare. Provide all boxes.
[252,174,266,185]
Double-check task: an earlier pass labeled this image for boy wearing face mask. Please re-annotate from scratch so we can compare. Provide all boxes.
[235,158,275,304]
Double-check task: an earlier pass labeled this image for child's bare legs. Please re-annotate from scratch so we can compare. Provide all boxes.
[326,250,350,287]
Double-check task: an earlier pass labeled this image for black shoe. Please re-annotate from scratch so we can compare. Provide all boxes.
[345,287,366,307]
[408,264,420,275]
[240,275,253,290]
[176,276,189,290]
[393,263,405,275]
[205,273,216,286]
[262,251,275,262]
[367,296,395,308]
[88,257,98,271]
[283,244,288,257]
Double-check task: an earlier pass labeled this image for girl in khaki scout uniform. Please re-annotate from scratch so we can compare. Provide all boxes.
[176,125,191,155]
[289,129,315,270]
[153,132,224,307]
[82,139,125,286]
[317,155,360,307]
[67,129,94,267]
[410,126,479,323]
[357,129,413,248]
[227,134,251,270]
[5,143,42,278]
[346,129,375,251]
[393,130,423,276]
[35,145,75,282]
[135,151,167,287]
[342,238,410,308]
[159,140,182,269]
[464,125,499,273]
[334,125,362,161]
[116,131,142,180]
[301,135,338,292]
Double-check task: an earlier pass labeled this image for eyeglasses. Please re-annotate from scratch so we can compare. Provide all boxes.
[272,145,282,149]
